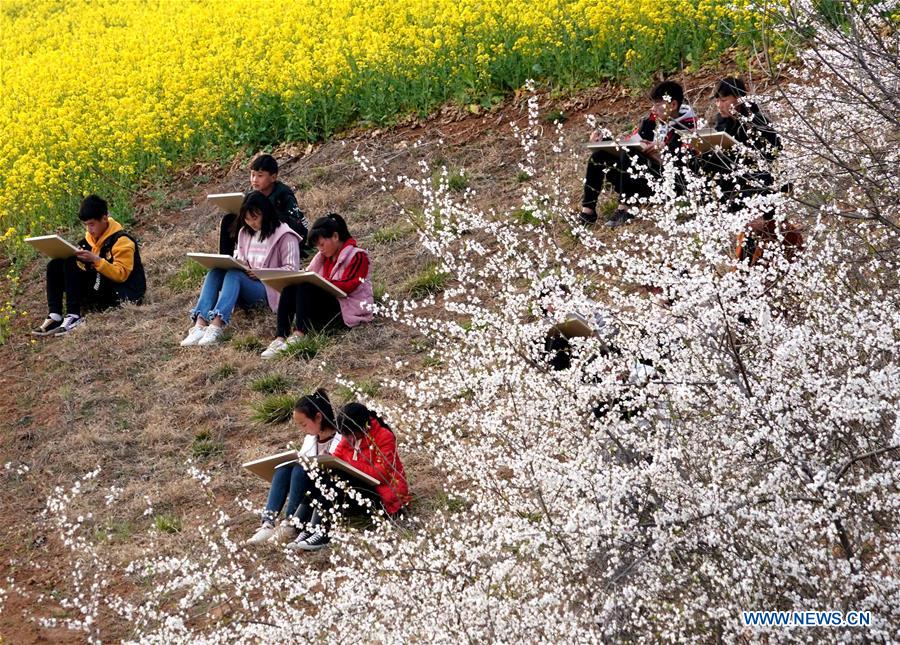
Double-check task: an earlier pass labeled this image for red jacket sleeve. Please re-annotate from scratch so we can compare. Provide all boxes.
[327,251,369,294]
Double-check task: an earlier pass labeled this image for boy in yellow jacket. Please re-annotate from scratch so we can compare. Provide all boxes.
[32,195,146,335]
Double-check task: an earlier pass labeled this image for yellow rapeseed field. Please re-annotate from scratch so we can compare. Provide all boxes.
[0,0,763,335]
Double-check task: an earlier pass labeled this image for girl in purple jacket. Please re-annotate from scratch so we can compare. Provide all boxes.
[181,191,302,347]
[261,213,374,359]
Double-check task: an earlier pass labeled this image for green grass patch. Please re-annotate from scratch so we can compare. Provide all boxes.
[149,189,191,211]
[250,374,290,394]
[543,109,567,124]
[251,393,296,424]
[372,223,415,244]
[511,208,542,226]
[153,514,182,534]
[231,334,265,353]
[337,379,381,400]
[373,281,387,303]
[422,355,444,368]
[167,261,207,294]
[210,363,237,382]
[279,331,331,360]
[447,171,469,193]
[191,429,224,459]
[516,170,532,183]
[405,263,450,298]
[94,520,135,543]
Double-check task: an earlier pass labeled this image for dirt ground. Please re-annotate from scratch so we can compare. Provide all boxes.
[0,68,750,641]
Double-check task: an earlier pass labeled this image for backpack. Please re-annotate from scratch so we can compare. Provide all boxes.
[96,230,147,303]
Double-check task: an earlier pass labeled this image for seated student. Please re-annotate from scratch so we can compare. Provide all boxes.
[735,215,804,267]
[581,80,696,228]
[260,213,374,359]
[181,191,301,347]
[32,195,146,336]
[285,401,411,551]
[246,389,342,545]
[219,154,308,257]
[697,77,781,211]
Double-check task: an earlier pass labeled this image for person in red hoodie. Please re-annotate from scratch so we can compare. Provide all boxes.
[261,213,374,359]
[287,402,410,551]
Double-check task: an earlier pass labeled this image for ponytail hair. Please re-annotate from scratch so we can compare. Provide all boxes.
[308,213,351,245]
[294,388,337,431]
[337,402,392,438]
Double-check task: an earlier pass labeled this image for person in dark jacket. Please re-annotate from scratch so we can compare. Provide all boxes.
[32,194,146,336]
[697,77,781,212]
[581,80,697,228]
[218,154,308,256]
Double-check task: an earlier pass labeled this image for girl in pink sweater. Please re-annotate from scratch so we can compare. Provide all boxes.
[182,191,302,347]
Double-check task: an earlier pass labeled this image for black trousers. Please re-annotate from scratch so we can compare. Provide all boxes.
[582,149,658,211]
[46,257,117,317]
[276,282,347,337]
[696,152,775,214]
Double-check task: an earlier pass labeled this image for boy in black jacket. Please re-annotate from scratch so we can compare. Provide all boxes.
[218,154,308,255]
[581,80,697,228]
[697,77,781,212]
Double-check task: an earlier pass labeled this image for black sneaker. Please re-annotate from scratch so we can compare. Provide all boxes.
[295,530,331,551]
[605,208,635,228]
[31,316,63,336]
[578,209,598,225]
[57,314,85,335]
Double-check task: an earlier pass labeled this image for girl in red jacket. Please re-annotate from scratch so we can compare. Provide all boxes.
[288,402,411,551]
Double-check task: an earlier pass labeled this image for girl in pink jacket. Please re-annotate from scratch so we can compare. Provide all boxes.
[181,191,302,347]
[261,213,374,359]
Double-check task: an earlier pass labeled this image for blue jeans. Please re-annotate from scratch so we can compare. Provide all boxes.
[190,268,267,325]
[263,463,316,523]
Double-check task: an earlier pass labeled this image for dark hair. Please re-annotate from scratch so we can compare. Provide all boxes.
[236,191,280,241]
[78,194,108,222]
[249,154,279,175]
[294,388,337,430]
[337,402,393,438]
[714,77,748,99]
[650,81,684,107]
[308,213,351,246]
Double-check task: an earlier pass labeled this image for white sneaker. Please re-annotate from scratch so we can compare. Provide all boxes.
[197,325,224,346]
[260,338,287,360]
[180,325,207,347]
[272,520,299,543]
[57,314,84,335]
[246,523,276,545]
[284,334,305,349]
